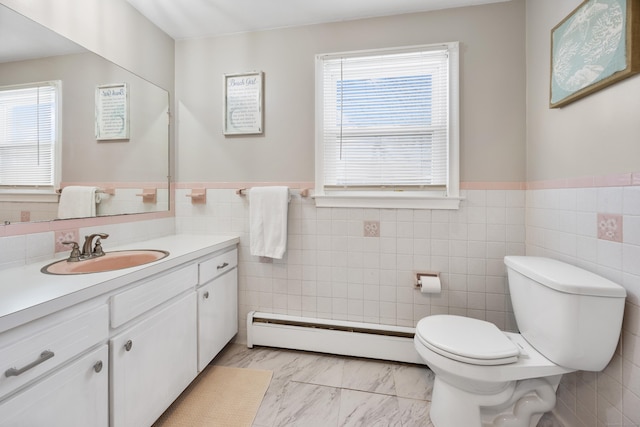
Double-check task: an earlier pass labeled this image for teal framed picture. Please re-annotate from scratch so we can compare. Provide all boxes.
[550,0,640,108]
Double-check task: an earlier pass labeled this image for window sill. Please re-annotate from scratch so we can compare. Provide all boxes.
[0,190,59,203]
[313,192,461,210]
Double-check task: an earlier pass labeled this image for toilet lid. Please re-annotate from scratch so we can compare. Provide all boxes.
[416,315,520,366]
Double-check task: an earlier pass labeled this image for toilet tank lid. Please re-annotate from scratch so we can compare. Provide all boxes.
[504,256,626,298]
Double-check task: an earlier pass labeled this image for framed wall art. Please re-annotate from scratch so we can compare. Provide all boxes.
[550,0,640,108]
[95,83,129,140]
[223,71,264,135]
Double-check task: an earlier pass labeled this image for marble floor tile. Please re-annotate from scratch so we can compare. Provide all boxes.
[392,364,434,400]
[212,344,564,427]
[338,389,402,427]
[272,382,341,427]
[341,358,398,396]
[290,354,344,388]
[210,341,257,368]
[397,397,433,427]
[252,376,289,427]
[247,347,325,381]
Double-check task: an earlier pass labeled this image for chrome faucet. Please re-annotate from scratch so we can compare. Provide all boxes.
[82,233,109,258]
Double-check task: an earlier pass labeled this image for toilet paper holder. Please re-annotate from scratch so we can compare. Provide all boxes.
[415,272,440,290]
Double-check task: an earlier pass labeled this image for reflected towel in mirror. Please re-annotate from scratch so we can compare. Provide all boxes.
[57,186,99,219]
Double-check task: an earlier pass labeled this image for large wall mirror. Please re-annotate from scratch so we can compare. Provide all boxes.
[0,4,170,224]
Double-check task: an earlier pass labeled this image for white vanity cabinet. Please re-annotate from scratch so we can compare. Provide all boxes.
[0,305,109,427]
[0,235,240,427]
[110,266,199,427]
[0,345,109,427]
[197,248,238,371]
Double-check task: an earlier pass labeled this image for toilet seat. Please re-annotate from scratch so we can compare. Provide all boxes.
[416,315,520,366]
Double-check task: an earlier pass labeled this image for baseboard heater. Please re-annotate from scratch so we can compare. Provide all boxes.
[246,311,425,365]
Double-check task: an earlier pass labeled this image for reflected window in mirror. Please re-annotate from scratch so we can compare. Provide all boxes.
[0,81,61,195]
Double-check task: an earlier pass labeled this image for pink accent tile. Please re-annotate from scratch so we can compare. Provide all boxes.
[20,211,31,222]
[364,220,380,237]
[55,229,79,253]
[597,213,623,243]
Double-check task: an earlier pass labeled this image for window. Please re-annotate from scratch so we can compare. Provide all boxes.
[315,43,459,209]
[0,81,60,196]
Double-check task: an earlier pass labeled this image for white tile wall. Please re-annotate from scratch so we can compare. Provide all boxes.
[2,184,635,426]
[175,188,526,342]
[527,186,640,427]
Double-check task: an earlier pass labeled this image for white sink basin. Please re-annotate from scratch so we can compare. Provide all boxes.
[42,250,169,275]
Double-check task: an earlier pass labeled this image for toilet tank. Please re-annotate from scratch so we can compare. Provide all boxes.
[504,256,626,371]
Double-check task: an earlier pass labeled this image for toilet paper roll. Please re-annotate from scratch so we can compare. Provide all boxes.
[419,274,441,293]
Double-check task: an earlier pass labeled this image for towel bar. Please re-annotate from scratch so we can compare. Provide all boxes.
[236,188,310,197]
[57,187,115,195]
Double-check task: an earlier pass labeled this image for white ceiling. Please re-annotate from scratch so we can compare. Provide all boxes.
[125,0,512,40]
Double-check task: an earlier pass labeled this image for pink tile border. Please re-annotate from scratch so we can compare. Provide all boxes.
[179,181,528,191]
[174,181,316,190]
[176,175,640,193]
[460,182,526,190]
[527,172,640,190]
[1,210,173,237]
[60,181,169,189]
[2,173,638,238]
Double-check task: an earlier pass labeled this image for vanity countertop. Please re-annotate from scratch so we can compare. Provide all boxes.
[0,234,240,334]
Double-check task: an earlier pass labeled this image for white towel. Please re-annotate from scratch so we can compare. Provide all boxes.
[57,186,98,219]
[249,186,289,259]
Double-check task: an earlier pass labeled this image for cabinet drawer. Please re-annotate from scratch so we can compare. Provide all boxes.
[0,345,108,427]
[198,248,237,285]
[0,305,108,400]
[111,264,198,328]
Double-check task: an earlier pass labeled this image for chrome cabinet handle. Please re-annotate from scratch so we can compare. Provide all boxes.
[217,262,229,270]
[124,340,133,352]
[94,360,103,373]
[5,350,55,377]
[203,291,210,299]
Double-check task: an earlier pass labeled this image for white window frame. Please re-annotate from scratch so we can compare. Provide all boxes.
[0,81,62,203]
[314,42,460,209]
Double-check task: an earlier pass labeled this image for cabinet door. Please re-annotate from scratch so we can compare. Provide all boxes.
[110,293,197,427]
[0,345,108,427]
[197,268,238,371]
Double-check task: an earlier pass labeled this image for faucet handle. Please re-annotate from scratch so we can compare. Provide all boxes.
[61,241,81,262]
[93,238,105,257]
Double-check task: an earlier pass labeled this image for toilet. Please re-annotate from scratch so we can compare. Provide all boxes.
[414,256,626,427]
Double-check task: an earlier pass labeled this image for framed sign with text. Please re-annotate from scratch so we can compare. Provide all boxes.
[223,71,263,135]
[95,83,129,140]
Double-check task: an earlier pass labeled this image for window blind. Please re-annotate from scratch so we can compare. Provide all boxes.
[0,82,58,187]
[320,47,449,189]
